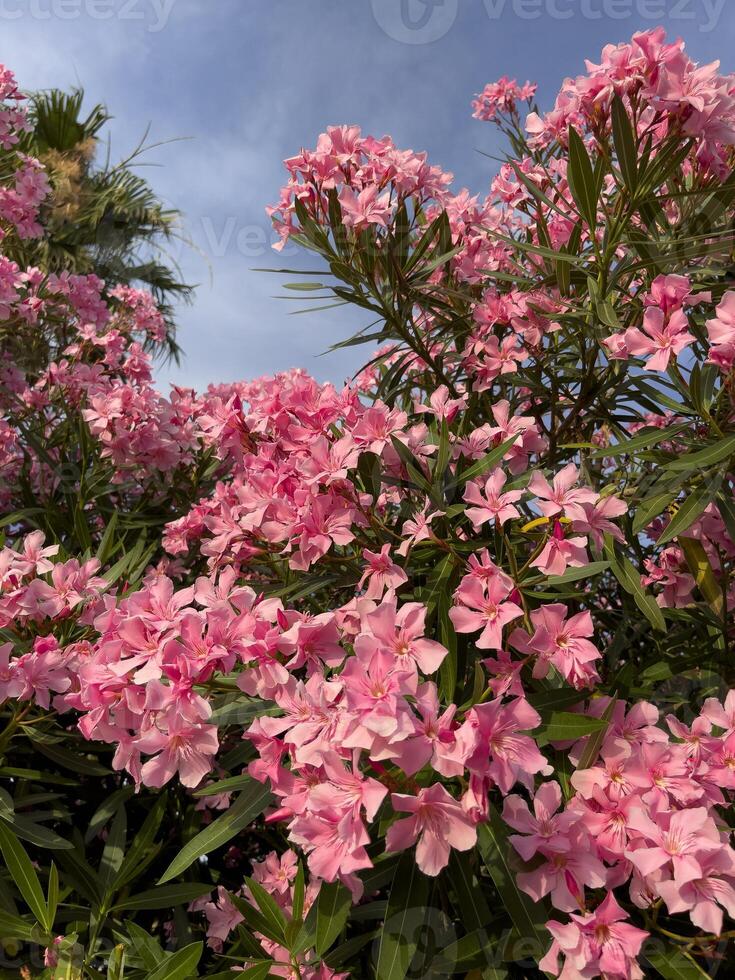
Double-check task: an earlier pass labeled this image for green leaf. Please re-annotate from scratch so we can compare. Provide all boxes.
[656,476,723,546]
[604,537,665,632]
[567,126,600,227]
[611,95,638,192]
[450,437,518,493]
[236,965,272,980]
[588,423,688,459]
[0,811,73,850]
[34,741,110,776]
[107,943,126,980]
[314,881,352,957]
[245,877,287,943]
[144,941,202,980]
[85,787,135,843]
[447,850,492,934]
[375,851,430,980]
[0,908,37,942]
[535,712,608,743]
[158,782,272,884]
[576,697,617,771]
[644,943,711,979]
[545,561,609,585]
[46,863,59,929]
[477,806,548,964]
[127,921,166,969]
[0,821,50,932]
[113,792,167,890]
[112,882,212,912]
[666,433,735,473]
[99,805,127,897]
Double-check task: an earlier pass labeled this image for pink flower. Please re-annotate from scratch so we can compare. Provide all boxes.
[540,893,648,979]
[657,849,735,935]
[386,784,477,876]
[137,713,219,788]
[358,545,407,600]
[359,599,447,674]
[338,185,391,232]
[192,887,244,951]
[503,781,580,861]
[625,806,722,885]
[530,522,589,577]
[572,494,628,549]
[607,307,695,372]
[517,828,607,911]
[289,807,373,881]
[518,603,601,688]
[706,290,735,371]
[449,574,523,650]
[528,463,596,522]
[462,697,551,794]
[464,468,522,529]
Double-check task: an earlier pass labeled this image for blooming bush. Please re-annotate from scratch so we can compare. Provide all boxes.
[2,27,735,979]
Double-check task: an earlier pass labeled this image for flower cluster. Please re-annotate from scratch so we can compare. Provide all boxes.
[1,30,735,979]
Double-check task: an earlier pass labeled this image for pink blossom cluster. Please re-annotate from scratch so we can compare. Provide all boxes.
[0,532,107,706]
[192,850,347,978]
[524,27,735,174]
[472,76,537,121]
[0,66,48,239]
[504,694,735,978]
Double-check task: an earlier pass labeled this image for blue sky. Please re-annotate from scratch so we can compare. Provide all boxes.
[5,0,734,390]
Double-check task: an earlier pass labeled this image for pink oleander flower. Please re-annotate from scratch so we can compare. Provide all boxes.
[625,806,722,885]
[137,712,219,788]
[530,521,589,577]
[338,185,391,232]
[503,781,580,861]
[386,784,477,876]
[191,887,244,952]
[289,806,373,882]
[449,574,523,650]
[462,696,551,794]
[656,848,735,935]
[464,468,522,530]
[359,598,448,674]
[540,893,648,980]
[517,827,607,912]
[528,463,596,522]
[514,603,601,688]
[358,545,407,600]
[605,307,695,372]
[706,290,735,371]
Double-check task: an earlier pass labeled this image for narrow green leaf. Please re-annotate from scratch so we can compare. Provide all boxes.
[536,712,608,743]
[46,863,59,929]
[315,881,352,957]
[112,883,212,912]
[656,477,722,546]
[589,423,688,459]
[0,821,49,931]
[576,698,617,771]
[611,95,638,192]
[604,537,665,632]
[144,941,202,980]
[158,782,272,884]
[645,943,711,979]
[0,908,36,941]
[666,434,735,472]
[107,944,126,980]
[375,851,430,980]
[567,126,599,227]
[477,806,548,964]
